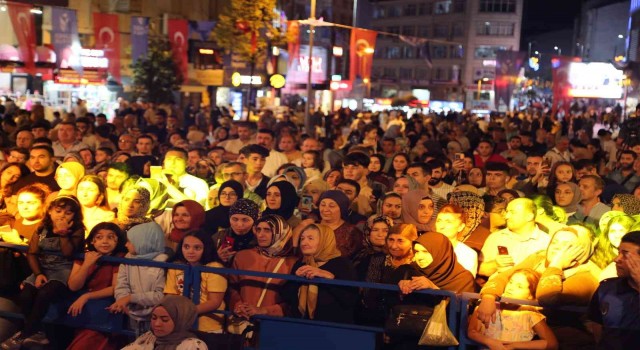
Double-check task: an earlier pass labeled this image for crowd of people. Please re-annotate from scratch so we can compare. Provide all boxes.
[0,98,638,349]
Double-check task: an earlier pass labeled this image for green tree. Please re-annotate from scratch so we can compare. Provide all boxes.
[131,37,182,104]
[214,0,288,110]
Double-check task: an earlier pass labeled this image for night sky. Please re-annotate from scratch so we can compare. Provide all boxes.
[522,0,585,39]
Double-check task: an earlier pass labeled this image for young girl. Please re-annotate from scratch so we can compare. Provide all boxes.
[66,222,128,350]
[301,150,324,181]
[468,269,558,350]
[165,230,227,333]
[1,196,85,349]
[109,221,167,335]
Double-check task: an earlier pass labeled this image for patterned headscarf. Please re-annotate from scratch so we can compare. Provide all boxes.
[613,194,640,216]
[135,178,169,214]
[255,214,293,257]
[116,186,152,230]
[298,224,342,319]
[153,295,197,350]
[448,191,484,241]
[229,198,259,223]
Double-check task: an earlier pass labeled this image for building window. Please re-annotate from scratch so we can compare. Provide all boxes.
[434,24,449,38]
[434,0,452,14]
[373,6,386,19]
[474,45,507,59]
[399,68,413,79]
[419,2,433,15]
[416,68,429,80]
[387,5,402,17]
[403,46,416,58]
[450,45,464,58]
[479,0,516,13]
[387,47,401,59]
[404,4,417,16]
[388,26,400,35]
[401,26,415,36]
[418,25,430,37]
[434,67,448,81]
[476,21,515,36]
[383,67,397,78]
[432,45,447,59]
[453,0,466,13]
[374,47,385,59]
[372,67,382,79]
[452,23,464,37]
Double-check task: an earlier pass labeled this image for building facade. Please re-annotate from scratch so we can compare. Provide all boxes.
[368,0,523,108]
[573,0,630,62]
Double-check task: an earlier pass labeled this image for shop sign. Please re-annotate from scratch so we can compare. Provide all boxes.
[55,69,107,85]
[231,72,263,86]
[269,74,286,89]
[79,49,108,69]
[196,69,224,86]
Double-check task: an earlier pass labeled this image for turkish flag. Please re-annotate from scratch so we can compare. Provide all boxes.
[168,19,188,83]
[93,13,121,82]
[7,3,36,75]
[349,28,377,82]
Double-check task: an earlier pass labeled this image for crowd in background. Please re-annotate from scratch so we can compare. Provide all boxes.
[0,96,638,349]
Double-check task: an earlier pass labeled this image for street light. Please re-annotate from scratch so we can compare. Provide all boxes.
[477,77,489,99]
[618,34,624,39]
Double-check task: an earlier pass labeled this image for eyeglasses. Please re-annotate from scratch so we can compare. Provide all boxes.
[219,191,238,198]
[222,172,243,178]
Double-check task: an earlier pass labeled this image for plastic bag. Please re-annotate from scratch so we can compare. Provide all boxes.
[418,298,459,346]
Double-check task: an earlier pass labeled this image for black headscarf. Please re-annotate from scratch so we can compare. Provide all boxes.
[262,181,300,219]
[204,180,245,233]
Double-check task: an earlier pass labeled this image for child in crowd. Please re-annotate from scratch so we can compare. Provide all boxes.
[66,222,128,350]
[165,230,227,333]
[468,269,558,350]
[109,221,167,335]
[301,150,324,181]
[1,196,85,349]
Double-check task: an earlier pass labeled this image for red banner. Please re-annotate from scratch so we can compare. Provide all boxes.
[168,19,188,82]
[287,20,300,67]
[349,28,377,82]
[8,2,36,75]
[93,13,121,82]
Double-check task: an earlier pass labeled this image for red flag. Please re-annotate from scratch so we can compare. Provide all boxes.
[349,28,377,82]
[93,13,121,82]
[168,19,188,83]
[8,3,36,75]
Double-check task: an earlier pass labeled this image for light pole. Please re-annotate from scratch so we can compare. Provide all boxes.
[477,77,488,99]
[304,0,317,137]
[554,46,561,56]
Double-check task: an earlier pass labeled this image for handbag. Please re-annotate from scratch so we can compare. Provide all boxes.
[418,298,458,346]
[384,304,434,337]
[227,257,286,336]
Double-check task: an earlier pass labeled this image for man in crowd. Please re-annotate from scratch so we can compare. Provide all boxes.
[238,144,270,199]
[426,159,454,199]
[15,129,34,150]
[512,153,547,196]
[52,122,90,159]
[13,145,59,193]
[607,150,640,193]
[220,121,255,158]
[484,162,512,196]
[342,152,374,216]
[474,139,507,169]
[336,179,367,227]
[575,175,611,226]
[500,135,527,175]
[544,136,571,166]
[105,162,131,210]
[152,147,208,207]
[117,134,136,154]
[255,129,288,177]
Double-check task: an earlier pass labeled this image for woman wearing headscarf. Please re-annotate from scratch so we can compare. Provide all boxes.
[122,295,207,350]
[401,190,434,235]
[612,193,640,216]
[114,186,152,233]
[283,223,358,323]
[51,161,86,198]
[211,199,259,266]
[300,178,329,220]
[448,190,491,252]
[367,154,391,188]
[552,182,581,220]
[263,181,301,229]
[318,190,364,259]
[476,225,601,348]
[229,215,297,318]
[203,180,244,235]
[165,200,205,256]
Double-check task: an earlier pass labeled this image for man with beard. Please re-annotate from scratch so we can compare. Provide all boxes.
[426,159,454,199]
[13,146,60,193]
[512,153,548,196]
[607,150,640,193]
[500,135,527,175]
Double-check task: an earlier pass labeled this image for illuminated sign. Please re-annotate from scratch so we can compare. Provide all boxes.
[330,81,352,90]
[567,62,624,99]
[231,72,262,87]
[529,57,540,71]
[298,55,323,73]
[269,74,286,89]
[78,49,108,69]
[55,69,107,85]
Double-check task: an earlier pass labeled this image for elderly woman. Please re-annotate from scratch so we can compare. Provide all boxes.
[229,215,297,319]
[122,295,207,349]
[448,191,489,251]
[318,190,364,259]
[165,200,205,256]
[283,223,358,323]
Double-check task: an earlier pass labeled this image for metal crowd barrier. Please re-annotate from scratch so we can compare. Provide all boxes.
[0,242,594,350]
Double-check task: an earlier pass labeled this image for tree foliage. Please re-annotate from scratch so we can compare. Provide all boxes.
[131,37,182,104]
[213,0,288,66]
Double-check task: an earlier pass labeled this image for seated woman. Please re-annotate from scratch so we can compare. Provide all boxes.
[203,180,243,234]
[283,223,358,323]
[593,212,636,280]
[165,230,226,333]
[66,222,128,350]
[435,204,478,277]
[401,190,434,235]
[263,181,301,229]
[230,215,297,318]
[1,184,49,245]
[212,199,259,266]
[122,295,208,350]
[77,175,115,237]
[165,200,205,256]
[318,190,364,259]
[0,162,29,218]
[377,192,403,222]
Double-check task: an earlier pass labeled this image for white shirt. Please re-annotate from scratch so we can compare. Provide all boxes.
[262,149,288,178]
[454,242,478,277]
[176,173,209,207]
[481,225,550,271]
[219,137,255,154]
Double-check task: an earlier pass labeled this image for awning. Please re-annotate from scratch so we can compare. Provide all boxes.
[35,46,56,66]
[0,44,21,62]
[180,85,207,93]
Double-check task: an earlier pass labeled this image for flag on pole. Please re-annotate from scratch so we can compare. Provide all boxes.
[399,35,432,68]
[7,2,36,74]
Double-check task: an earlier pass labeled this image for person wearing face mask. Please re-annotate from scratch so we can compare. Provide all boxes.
[229,215,297,319]
[122,295,208,350]
[283,223,358,323]
[211,199,259,266]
